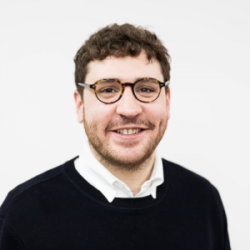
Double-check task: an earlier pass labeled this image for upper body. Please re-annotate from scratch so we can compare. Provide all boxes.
[0,23,231,249]
[0,156,230,250]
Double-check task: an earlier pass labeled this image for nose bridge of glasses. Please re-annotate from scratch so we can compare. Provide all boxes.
[119,82,135,94]
[120,82,134,96]
[121,82,135,87]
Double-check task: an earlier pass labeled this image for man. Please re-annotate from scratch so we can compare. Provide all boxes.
[0,24,230,249]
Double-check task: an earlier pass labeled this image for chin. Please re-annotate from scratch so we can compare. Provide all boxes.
[94,142,155,171]
[104,154,152,171]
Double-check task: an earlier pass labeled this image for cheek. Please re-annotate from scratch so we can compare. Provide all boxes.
[147,103,168,124]
[154,94,169,122]
[84,102,115,128]
[152,111,167,127]
[84,92,103,123]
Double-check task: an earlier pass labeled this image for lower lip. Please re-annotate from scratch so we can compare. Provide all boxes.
[110,130,146,140]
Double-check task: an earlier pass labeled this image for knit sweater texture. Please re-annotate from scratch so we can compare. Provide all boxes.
[0,157,231,250]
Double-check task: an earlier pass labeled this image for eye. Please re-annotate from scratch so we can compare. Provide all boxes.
[100,88,116,93]
[135,79,159,95]
[96,80,121,95]
[99,87,120,94]
[138,87,154,93]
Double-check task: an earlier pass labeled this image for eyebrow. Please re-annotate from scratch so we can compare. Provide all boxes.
[101,77,149,82]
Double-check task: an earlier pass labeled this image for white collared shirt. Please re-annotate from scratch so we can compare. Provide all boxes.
[74,140,164,203]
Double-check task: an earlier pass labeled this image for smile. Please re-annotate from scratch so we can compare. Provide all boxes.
[116,129,142,135]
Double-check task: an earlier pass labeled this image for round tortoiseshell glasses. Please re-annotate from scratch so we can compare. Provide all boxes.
[78,78,169,104]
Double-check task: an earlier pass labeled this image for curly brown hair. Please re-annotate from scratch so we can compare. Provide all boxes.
[74,23,171,98]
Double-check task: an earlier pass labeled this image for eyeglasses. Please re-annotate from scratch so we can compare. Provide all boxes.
[78,78,169,104]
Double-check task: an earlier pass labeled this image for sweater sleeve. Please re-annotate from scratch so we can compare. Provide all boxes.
[214,188,231,250]
[222,207,231,250]
[0,220,26,250]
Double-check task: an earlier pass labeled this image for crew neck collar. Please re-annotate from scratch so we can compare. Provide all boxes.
[63,157,169,209]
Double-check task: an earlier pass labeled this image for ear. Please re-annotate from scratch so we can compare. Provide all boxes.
[166,87,170,120]
[74,90,84,123]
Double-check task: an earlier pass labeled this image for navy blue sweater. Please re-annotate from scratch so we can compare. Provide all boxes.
[0,157,231,249]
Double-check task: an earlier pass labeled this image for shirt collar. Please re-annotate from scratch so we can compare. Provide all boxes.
[75,140,164,202]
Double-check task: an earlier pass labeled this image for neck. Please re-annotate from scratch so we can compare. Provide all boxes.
[89,144,156,196]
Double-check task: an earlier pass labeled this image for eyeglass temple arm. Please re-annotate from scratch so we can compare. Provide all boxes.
[78,83,95,89]
[160,80,170,88]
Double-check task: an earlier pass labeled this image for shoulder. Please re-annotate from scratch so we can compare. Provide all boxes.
[162,158,223,208]
[0,157,77,220]
[0,165,62,217]
[162,158,215,189]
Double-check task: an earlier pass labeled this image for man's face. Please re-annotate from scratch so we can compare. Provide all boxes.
[75,52,170,170]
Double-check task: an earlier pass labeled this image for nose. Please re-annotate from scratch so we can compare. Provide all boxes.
[116,86,142,118]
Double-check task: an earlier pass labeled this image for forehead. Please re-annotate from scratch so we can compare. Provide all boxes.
[85,52,163,83]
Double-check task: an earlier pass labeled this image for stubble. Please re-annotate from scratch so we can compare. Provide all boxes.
[82,108,168,172]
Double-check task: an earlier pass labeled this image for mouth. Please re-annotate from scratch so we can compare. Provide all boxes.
[109,126,148,141]
[115,128,143,135]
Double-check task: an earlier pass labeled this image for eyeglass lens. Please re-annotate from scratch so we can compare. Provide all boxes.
[95,79,160,103]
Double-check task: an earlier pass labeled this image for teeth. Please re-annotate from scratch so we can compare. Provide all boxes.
[117,129,141,135]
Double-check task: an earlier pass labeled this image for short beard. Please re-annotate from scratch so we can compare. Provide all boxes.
[82,109,168,172]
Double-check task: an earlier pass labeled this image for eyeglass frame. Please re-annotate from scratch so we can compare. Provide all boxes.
[78,77,170,104]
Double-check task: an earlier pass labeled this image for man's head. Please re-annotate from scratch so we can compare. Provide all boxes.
[74,24,171,171]
[74,23,171,98]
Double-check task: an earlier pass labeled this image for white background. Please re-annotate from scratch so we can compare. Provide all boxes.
[0,0,249,248]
